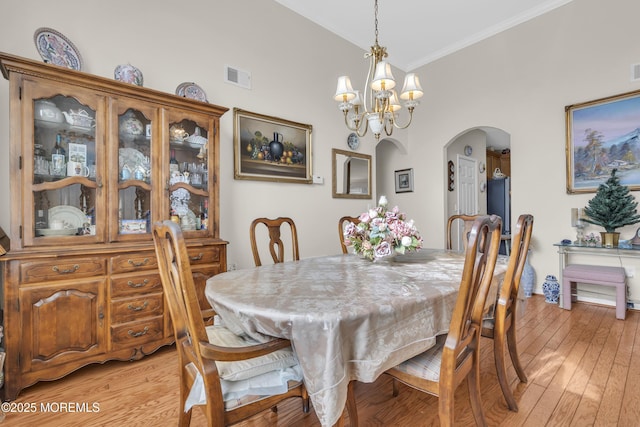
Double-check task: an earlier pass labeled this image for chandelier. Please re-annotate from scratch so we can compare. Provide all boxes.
[334,0,423,140]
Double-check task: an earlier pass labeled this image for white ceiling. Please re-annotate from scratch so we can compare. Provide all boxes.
[274,0,574,71]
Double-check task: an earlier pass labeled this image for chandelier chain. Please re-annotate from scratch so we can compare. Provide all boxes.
[374,0,379,46]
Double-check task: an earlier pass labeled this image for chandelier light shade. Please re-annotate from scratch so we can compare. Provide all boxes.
[334,0,424,140]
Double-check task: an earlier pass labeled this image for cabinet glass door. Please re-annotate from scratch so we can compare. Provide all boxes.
[26,79,105,246]
[113,106,155,241]
[167,114,211,236]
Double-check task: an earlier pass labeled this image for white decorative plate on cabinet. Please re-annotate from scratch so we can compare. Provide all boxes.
[48,205,87,229]
[175,82,208,102]
[33,27,83,71]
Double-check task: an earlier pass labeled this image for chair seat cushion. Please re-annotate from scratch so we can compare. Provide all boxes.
[205,325,298,381]
[185,363,304,411]
[393,334,446,382]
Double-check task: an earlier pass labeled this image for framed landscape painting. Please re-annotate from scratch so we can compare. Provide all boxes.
[233,108,312,184]
[566,89,640,194]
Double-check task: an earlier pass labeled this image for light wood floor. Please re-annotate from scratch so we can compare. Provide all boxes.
[4,295,640,426]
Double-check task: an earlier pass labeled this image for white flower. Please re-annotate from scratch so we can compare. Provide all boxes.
[401,236,413,247]
[378,195,388,206]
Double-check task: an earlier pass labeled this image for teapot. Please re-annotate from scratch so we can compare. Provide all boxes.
[34,100,63,124]
[493,168,507,179]
[169,124,189,142]
[62,109,95,129]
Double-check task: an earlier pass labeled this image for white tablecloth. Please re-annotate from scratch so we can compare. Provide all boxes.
[205,250,507,426]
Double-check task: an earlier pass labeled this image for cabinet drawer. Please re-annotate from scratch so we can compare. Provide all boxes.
[111,252,158,273]
[111,293,163,323]
[110,316,164,350]
[20,258,107,284]
[111,273,162,298]
[187,247,221,266]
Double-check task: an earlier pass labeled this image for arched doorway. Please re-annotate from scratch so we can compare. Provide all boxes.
[445,127,511,249]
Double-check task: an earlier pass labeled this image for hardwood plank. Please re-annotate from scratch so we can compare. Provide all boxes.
[619,314,640,426]
[570,309,626,427]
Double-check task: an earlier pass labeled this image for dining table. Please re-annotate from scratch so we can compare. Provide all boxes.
[205,249,508,427]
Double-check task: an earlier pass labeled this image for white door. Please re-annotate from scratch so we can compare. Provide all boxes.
[453,156,478,250]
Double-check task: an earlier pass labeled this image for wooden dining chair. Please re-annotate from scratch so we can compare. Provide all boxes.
[385,215,502,427]
[480,214,533,411]
[250,217,300,266]
[152,220,309,426]
[338,215,361,254]
[446,214,478,250]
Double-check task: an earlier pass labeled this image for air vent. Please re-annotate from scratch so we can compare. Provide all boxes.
[632,63,640,82]
[224,65,251,89]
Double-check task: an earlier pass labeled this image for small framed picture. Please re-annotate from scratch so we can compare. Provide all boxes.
[395,168,414,193]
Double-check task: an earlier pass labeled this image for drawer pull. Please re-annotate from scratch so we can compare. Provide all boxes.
[128,327,149,338]
[127,301,149,312]
[52,264,80,274]
[190,253,203,261]
[128,258,149,268]
[127,279,149,288]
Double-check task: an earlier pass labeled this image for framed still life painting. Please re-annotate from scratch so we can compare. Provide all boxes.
[233,108,312,184]
[566,88,640,194]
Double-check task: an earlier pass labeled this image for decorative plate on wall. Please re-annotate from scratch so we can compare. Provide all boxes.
[33,27,83,71]
[347,133,359,150]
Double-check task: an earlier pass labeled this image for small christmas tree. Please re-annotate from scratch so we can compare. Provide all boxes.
[583,169,640,232]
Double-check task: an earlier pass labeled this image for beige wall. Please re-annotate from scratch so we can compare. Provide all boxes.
[2,0,640,303]
[386,0,640,301]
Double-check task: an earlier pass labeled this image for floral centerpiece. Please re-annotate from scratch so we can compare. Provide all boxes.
[343,196,423,261]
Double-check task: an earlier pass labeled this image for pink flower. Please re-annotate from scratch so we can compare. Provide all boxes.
[374,241,393,258]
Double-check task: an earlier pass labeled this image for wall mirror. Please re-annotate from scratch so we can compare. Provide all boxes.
[332,148,372,199]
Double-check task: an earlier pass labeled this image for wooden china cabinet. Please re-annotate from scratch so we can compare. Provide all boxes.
[0,52,228,400]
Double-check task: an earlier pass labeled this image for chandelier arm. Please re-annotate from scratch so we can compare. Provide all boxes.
[384,115,394,136]
[356,125,369,138]
[343,110,368,137]
[391,108,415,130]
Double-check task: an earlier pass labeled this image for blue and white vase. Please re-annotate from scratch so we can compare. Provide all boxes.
[521,250,535,298]
[542,274,560,304]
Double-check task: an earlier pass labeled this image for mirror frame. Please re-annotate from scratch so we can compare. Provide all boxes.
[332,148,372,199]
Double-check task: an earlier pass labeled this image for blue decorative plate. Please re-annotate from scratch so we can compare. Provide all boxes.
[34,27,83,71]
